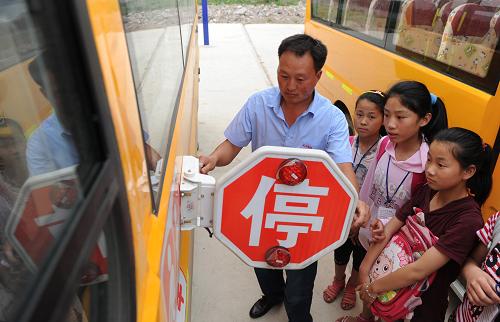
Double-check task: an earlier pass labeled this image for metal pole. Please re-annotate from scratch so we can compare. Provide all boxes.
[202,0,209,45]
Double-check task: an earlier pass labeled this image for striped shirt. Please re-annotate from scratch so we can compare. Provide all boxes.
[453,212,500,322]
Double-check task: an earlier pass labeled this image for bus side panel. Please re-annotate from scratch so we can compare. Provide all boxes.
[304,3,500,216]
[177,22,200,322]
[157,18,199,322]
[306,19,498,134]
[85,0,158,321]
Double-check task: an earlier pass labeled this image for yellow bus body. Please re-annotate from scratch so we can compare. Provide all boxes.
[305,0,500,218]
[0,60,52,136]
[86,0,198,321]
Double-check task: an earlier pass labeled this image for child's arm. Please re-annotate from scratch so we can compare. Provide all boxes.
[360,246,449,304]
[462,243,500,306]
[358,217,405,286]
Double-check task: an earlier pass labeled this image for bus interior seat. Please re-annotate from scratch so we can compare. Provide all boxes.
[365,0,391,39]
[342,0,373,33]
[394,0,440,57]
[437,3,500,77]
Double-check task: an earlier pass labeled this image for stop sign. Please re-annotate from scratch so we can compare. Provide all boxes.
[213,146,358,269]
[5,167,108,283]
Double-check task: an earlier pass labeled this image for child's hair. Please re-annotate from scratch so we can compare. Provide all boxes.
[356,90,387,136]
[433,127,494,206]
[386,81,448,142]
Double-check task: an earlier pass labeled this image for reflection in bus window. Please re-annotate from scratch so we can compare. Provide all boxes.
[0,2,107,320]
[342,0,390,40]
[0,119,28,187]
[178,0,196,63]
[312,0,339,23]
[120,0,184,201]
[26,54,80,176]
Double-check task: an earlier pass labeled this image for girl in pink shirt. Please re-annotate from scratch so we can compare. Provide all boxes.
[357,81,448,251]
[323,90,386,310]
[337,80,448,322]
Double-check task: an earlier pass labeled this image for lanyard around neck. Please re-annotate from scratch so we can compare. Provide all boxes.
[353,136,379,173]
[385,155,410,205]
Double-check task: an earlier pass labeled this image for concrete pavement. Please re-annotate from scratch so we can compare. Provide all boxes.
[191,23,363,322]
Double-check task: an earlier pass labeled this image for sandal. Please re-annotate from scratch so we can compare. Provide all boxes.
[335,314,375,322]
[323,277,345,303]
[341,283,357,310]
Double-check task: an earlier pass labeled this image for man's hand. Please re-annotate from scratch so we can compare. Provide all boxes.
[465,264,500,306]
[199,154,217,174]
[198,140,242,174]
[370,219,385,243]
[351,200,370,231]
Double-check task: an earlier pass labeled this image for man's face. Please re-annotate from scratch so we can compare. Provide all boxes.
[277,51,321,106]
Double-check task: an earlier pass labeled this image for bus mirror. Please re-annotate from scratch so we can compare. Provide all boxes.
[180,156,215,230]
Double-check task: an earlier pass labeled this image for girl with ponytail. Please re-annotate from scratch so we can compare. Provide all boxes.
[337,80,449,322]
[356,127,493,322]
[357,80,449,251]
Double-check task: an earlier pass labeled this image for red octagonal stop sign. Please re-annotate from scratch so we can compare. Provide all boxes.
[213,146,358,269]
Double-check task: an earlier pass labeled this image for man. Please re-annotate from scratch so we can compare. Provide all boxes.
[199,34,368,322]
[26,51,160,176]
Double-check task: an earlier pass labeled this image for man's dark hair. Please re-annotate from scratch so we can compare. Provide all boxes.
[278,34,327,72]
[28,50,57,89]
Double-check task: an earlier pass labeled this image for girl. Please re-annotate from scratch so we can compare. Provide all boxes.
[336,80,448,322]
[358,127,493,322]
[324,90,386,310]
[452,211,500,321]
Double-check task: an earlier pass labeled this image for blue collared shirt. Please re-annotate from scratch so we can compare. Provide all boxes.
[26,113,79,176]
[224,87,352,163]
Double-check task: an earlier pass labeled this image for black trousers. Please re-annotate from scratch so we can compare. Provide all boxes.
[254,262,317,322]
[333,237,367,272]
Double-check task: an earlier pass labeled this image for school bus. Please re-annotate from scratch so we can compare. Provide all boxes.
[304,0,500,299]
[0,0,198,321]
[305,0,500,218]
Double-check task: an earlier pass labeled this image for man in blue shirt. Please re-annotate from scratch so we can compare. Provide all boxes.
[26,113,79,176]
[200,34,369,322]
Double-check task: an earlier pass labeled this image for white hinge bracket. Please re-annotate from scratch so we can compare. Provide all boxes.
[180,156,215,230]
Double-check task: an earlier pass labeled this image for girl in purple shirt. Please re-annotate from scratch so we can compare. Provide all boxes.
[358,128,494,322]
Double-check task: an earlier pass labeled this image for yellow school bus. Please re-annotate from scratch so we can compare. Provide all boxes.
[0,0,198,321]
[305,0,500,218]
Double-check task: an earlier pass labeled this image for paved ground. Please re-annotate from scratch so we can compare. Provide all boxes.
[191,23,363,322]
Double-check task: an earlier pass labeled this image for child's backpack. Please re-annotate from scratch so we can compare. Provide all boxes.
[369,207,439,322]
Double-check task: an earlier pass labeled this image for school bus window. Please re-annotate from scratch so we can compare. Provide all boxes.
[393,1,500,80]
[120,0,184,203]
[311,0,391,42]
[312,0,339,24]
[178,0,196,63]
[341,0,390,41]
[0,1,117,320]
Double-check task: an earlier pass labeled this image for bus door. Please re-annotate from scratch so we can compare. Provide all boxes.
[0,1,135,321]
